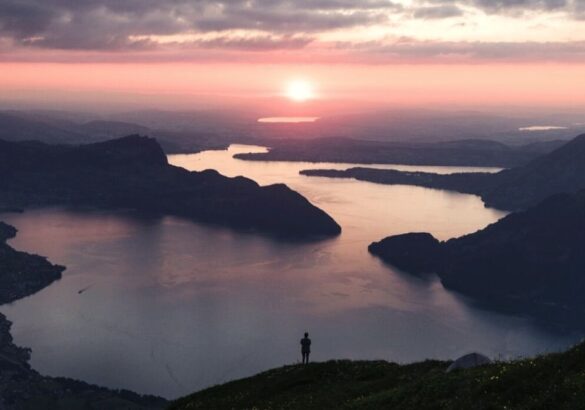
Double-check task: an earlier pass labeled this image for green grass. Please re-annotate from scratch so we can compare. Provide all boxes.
[170,342,585,410]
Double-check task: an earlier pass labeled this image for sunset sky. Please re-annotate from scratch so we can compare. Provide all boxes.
[1,0,585,111]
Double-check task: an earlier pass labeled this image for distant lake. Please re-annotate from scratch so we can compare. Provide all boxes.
[1,145,581,399]
[519,125,568,131]
[258,117,319,123]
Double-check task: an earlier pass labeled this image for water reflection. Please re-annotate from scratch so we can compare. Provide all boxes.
[0,145,580,399]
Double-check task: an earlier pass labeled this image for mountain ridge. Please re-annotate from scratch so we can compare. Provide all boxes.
[302,133,585,211]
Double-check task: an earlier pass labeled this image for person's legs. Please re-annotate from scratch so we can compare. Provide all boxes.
[306,353,310,364]
[302,353,308,364]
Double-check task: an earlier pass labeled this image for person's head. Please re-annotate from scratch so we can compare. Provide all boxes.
[304,332,309,338]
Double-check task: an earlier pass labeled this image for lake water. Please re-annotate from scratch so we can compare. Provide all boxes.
[1,145,582,399]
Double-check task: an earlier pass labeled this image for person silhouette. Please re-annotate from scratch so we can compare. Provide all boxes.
[300,332,311,364]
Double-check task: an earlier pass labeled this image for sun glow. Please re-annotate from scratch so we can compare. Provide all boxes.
[285,80,315,102]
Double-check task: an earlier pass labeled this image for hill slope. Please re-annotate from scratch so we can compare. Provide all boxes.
[171,342,585,410]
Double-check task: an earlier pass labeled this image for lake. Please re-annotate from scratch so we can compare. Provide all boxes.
[0,145,581,399]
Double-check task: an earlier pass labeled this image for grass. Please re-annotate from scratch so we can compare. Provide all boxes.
[170,342,585,410]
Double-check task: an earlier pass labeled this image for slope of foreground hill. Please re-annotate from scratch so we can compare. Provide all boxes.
[171,342,585,410]
[302,133,585,212]
[369,190,585,318]
[0,136,341,238]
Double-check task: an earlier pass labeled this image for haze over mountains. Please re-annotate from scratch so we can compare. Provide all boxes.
[0,110,240,153]
[1,108,584,158]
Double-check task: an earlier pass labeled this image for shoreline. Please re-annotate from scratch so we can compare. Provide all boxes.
[0,220,168,409]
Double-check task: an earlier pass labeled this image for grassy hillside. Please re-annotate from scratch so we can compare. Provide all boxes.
[171,342,585,410]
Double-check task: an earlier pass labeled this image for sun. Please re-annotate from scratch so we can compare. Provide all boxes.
[285,80,314,102]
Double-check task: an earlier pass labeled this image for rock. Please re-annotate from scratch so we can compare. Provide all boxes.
[446,353,492,372]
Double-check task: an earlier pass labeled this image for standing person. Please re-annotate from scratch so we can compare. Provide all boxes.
[300,332,311,364]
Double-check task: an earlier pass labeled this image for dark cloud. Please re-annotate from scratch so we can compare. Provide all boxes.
[0,0,399,50]
[470,0,568,13]
[194,7,390,33]
[574,0,585,19]
[188,34,314,51]
[425,0,573,15]
[0,1,58,38]
[0,0,582,55]
[412,5,465,19]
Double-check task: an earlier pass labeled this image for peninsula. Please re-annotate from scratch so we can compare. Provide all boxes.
[0,136,341,238]
[369,190,585,318]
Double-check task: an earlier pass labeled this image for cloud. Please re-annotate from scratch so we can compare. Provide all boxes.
[0,0,400,51]
[574,0,585,19]
[412,5,465,19]
[4,36,585,65]
[0,0,583,61]
[187,34,314,51]
[339,38,585,63]
[425,0,575,15]
[469,0,568,13]
[421,0,585,19]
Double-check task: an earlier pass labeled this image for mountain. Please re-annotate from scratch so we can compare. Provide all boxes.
[310,108,584,144]
[0,136,341,238]
[77,120,151,137]
[0,112,88,144]
[303,133,585,211]
[0,111,233,154]
[369,190,585,316]
[3,107,582,159]
[171,342,585,410]
[235,137,564,168]
[481,133,585,209]
[78,120,233,153]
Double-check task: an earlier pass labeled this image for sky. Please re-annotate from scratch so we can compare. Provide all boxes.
[1,0,585,111]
